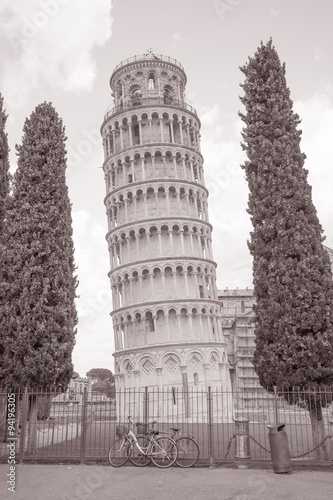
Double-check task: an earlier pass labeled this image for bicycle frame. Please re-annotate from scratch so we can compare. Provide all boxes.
[127,424,162,457]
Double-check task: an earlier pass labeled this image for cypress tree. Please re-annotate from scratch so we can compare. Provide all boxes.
[239,40,333,458]
[0,93,10,274]
[0,102,78,391]
[0,93,10,440]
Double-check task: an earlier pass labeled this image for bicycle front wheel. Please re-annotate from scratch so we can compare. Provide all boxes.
[129,435,151,467]
[150,437,177,468]
[108,437,131,467]
[175,437,199,467]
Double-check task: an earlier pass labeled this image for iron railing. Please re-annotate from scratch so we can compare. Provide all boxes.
[111,54,185,75]
[1,387,332,464]
[103,97,197,122]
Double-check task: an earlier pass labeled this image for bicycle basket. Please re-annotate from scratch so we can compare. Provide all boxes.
[116,425,128,438]
[136,422,148,434]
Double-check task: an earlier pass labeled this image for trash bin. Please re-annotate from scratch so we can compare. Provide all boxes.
[267,423,291,473]
[234,419,251,459]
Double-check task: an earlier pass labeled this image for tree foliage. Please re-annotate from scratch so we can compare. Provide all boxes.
[0,102,78,390]
[86,368,115,398]
[86,368,114,383]
[239,39,333,391]
[0,93,10,274]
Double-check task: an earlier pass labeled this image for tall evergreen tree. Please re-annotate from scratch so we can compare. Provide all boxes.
[0,102,78,391]
[0,93,10,274]
[0,93,10,441]
[239,40,333,458]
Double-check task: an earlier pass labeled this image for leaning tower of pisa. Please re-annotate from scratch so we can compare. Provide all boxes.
[101,53,231,400]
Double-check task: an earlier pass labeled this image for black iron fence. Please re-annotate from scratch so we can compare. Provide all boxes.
[1,387,332,464]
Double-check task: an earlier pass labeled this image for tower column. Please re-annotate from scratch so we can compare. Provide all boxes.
[141,156,145,181]
[148,118,153,142]
[182,156,187,178]
[151,153,156,177]
[119,125,124,149]
[138,120,143,144]
[128,277,134,304]
[111,129,116,153]
[128,121,133,146]
[169,119,174,143]
[179,123,184,145]
[172,154,177,177]
[159,116,164,142]
[184,270,189,297]
[185,123,190,146]
[106,133,113,156]
[130,158,135,180]
[157,229,162,254]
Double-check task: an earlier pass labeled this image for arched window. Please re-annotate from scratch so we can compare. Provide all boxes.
[145,311,155,332]
[164,89,173,104]
[148,72,155,89]
[132,89,142,106]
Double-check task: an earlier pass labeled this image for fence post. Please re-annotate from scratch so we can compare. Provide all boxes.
[207,386,214,467]
[273,386,278,423]
[329,421,333,461]
[51,420,55,445]
[143,386,149,426]
[80,387,87,464]
[18,388,28,464]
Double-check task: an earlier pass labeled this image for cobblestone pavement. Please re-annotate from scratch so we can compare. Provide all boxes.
[1,463,333,500]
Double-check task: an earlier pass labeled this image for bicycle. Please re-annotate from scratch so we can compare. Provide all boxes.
[108,416,178,468]
[141,422,200,467]
[167,427,200,467]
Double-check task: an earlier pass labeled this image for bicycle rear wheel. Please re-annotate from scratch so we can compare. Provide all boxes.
[108,437,131,467]
[150,437,177,468]
[175,437,199,467]
[129,435,151,467]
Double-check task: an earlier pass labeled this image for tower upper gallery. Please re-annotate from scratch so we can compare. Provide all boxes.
[100,52,201,165]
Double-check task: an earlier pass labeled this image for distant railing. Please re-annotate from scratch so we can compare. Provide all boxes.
[111,54,185,75]
[103,97,197,121]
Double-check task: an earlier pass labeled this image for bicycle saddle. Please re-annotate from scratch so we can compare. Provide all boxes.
[169,427,180,432]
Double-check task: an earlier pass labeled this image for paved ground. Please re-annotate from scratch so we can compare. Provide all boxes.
[1,463,333,500]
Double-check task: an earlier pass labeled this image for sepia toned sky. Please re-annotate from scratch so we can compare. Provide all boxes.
[0,0,332,376]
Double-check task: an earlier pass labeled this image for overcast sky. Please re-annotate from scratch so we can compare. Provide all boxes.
[1,0,332,377]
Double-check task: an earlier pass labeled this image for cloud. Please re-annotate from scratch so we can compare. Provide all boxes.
[0,0,113,109]
[71,210,114,375]
[313,47,326,65]
[269,8,279,16]
[172,32,183,48]
[294,88,333,246]
[198,103,252,288]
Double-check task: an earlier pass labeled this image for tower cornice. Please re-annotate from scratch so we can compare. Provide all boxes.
[110,297,224,317]
[107,255,218,278]
[112,341,228,358]
[103,178,208,204]
[105,215,213,239]
[102,143,203,170]
[110,54,187,88]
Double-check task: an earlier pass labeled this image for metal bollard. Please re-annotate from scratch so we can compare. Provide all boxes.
[234,418,251,459]
[267,423,291,473]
